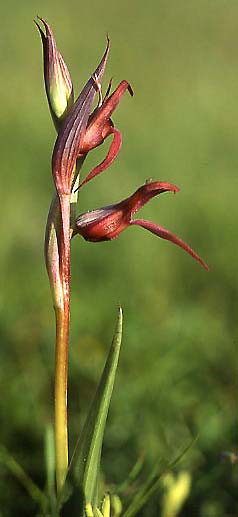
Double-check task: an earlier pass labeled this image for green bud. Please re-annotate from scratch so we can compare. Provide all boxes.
[111,494,122,516]
[35,17,74,128]
[101,494,110,517]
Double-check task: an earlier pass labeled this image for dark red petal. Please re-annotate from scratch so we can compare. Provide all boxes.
[130,219,209,270]
[74,205,128,242]
[92,80,133,128]
[77,128,122,190]
[52,37,110,195]
[126,182,180,217]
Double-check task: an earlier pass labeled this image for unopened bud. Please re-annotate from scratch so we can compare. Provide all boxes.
[35,17,74,128]
[101,494,110,517]
[111,494,122,516]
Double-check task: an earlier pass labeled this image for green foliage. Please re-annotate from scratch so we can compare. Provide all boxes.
[60,308,122,514]
[0,446,47,510]
[1,0,238,515]
[74,307,122,505]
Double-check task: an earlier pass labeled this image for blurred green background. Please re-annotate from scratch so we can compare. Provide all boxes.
[1,0,238,515]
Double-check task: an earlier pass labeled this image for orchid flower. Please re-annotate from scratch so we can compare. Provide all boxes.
[52,75,132,195]
[75,79,133,189]
[36,18,132,196]
[51,39,111,196]
[36,17,208,498]
[35,18,112,492]
[73,181,209,270]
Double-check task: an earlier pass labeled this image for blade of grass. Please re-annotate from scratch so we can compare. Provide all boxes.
[74,307,123,505]
[116,454,145,495]
[123,437,197,517]
[59,307,123,512]
[0,445,48,510]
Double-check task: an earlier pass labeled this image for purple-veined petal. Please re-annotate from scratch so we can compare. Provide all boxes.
[76,128,122,190]
[52,37,110,195]
[130,219,209,270]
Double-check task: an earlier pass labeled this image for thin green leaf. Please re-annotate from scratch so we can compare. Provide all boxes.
[75,307,122,503]
[62,307,123,512]
[123,437,197,517]
[169,436,198,469]
[123,459,167,517]
[0,445,48,509]
[116,454,145,494]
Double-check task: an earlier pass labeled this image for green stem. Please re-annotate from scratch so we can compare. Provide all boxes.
[55,305,69,492]
[45,161,84,494]
[54,192,71,493]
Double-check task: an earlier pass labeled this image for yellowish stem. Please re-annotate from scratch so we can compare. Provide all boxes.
[55,306,69,492]
[54,193,71,493]
[46,169,83,494]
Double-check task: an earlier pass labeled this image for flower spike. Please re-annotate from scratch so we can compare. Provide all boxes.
[35,17,74,128]
[73,181,209,270]
[52,37,110,196]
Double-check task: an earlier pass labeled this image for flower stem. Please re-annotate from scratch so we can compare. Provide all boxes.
[54,305,69,492]
[55,192,71,493]
[45,165,83,494]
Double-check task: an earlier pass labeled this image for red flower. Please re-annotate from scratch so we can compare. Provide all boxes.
[36,19,133,197]
[52,39,110,195]
[76,79,133,189]
[73,181,209,270]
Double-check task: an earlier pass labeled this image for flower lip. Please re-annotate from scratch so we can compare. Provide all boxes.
[73,180,209,270]
[73,181,179,242]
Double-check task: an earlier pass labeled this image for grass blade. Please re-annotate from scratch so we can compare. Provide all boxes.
[62,307,123,513]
